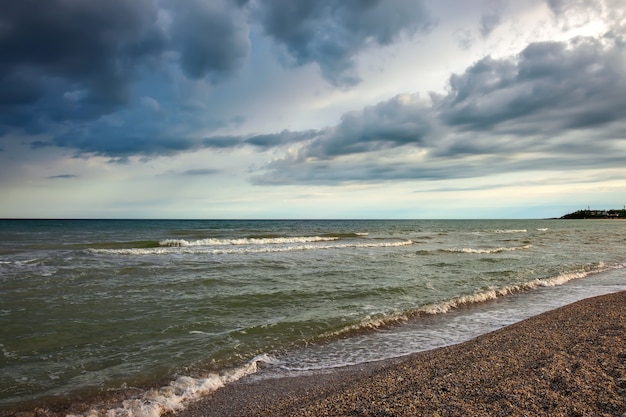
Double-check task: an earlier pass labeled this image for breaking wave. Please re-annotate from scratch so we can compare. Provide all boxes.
[89,240,414,255]
[441,244,532,254]
[75,354,278,417]
[320,262,621,339]
[159,236,339,247]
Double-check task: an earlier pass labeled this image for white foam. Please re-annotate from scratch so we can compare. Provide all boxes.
[76,354,277,417]
[89,240,414,256]
[322,262,622,338]
[159,236,339,247]
[421,263,619,314]
[443,244,532,254]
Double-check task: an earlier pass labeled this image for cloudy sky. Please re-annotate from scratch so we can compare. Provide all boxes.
[1,0,625,219]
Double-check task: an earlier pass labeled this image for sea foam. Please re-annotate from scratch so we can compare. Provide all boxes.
[320,262,622,340]
[89,240,414,255]
[441,244,532,254]
[76,355,278,417]
[159,236,339,247]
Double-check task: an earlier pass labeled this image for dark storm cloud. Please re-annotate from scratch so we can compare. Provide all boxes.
[0,0,436,157]
[254,0,435,86]
[170,0,250,80]
[0,0,166,127]
[0,0,250,136]
[51,32,622,169]
[2,0,624,182]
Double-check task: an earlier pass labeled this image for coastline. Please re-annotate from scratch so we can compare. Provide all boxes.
[173,291,626,417]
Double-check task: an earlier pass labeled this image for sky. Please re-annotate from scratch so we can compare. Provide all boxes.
[1,0,625,219]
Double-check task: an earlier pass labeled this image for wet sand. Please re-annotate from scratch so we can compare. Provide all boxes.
[173,291,626,417]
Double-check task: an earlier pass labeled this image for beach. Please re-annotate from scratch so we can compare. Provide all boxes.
[173,291,626,417]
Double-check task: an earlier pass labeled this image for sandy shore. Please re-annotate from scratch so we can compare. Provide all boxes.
[173,291,626,417]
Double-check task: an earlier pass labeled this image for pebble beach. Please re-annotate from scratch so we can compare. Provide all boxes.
[173,291,626,417]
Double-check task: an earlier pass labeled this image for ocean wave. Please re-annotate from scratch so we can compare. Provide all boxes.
[89,240,414,256]
[76,354,278,417]
[419,263,619,314]
[0,258,45,267]
[320,262,621,339]
[320,232,369,238]
[159,236,339,247]
[441,244,532,254]
[493,229,527,233]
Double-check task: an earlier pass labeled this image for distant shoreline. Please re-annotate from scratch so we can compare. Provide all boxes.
[560,209,625,219]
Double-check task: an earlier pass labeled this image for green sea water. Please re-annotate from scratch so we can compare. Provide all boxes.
[0,219,625,416]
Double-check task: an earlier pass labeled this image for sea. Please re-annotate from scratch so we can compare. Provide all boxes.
[1,219,625,416]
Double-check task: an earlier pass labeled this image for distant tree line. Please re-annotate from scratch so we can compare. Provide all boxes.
[560,209,626,219]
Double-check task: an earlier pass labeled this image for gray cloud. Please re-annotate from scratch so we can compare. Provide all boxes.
[0,0,166,128]
[170,0,250,80]
[2,0,624,189]
[454,29,474,51]
[33,32,623,174]
[545,0,602,21]
[254,0,435,86]
[47,174,79,180]
[305,94,433,158]
[181,168,221,176]
[244,129,320,148]
[0,0,434,155]
[35,129,202,160]
[0,0,251,135]
[435,36,626,135]
[254,34,626,184]
[252,145,626,186]
[203,129,320,150]
[252,157,458,185]
[479,6,503,38]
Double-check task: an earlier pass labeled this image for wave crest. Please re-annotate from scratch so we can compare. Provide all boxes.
[159,236,340,247]
[441,244,532,254]
[80,354,277,417]
[90,240,414,256]
[321,262,621,339]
